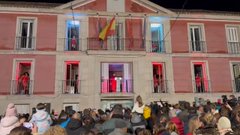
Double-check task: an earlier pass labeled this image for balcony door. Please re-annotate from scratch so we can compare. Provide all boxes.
[65,62,79,94]
[13,60,34,95]
[232,63,240,92]
[66,20,80,51]
[151,23,164,53]
[101,63,132,93]
[17,19,35,49]
[192,62,209,93]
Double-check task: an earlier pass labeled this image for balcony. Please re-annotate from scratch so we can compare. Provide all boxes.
[16,36,35,50]
[228,42,240,54]
[101,79,133,94]
[193,79,211,93]
[189,41,206,53]
[232,79,240,93]
[62,80,80,94]
[11,80,34,95]
[149,40,166,53]
[151,80,168,93]
[62,38,82,51]
[87,37,145,51]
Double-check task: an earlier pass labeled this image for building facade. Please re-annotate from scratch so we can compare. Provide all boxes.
[0,0,239,114]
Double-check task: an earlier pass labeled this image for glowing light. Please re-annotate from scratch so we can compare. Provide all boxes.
[151,23,161,28]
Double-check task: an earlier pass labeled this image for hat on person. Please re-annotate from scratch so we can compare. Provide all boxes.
[217,116,232,130]
[5,103,17,117]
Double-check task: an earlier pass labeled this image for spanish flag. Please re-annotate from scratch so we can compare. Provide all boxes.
[99,17,116,40]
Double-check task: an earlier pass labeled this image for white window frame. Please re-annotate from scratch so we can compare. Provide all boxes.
[108,18,126,50]
[12,58,35,94]
[188,23,206,52]
[151,62,167,93]
[225,25,240,53]
[229,61,240,92]
[16,17,37,50]
[190,60,211,93]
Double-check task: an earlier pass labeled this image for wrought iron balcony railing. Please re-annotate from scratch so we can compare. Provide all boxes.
[11,80,34,95]
[189,41,206,52]
[62,38,82,51]
[151,80,168,93]
[192,79,211,93]
[101,79,133,93]
[228,42,240,54]
[87,37,145,51]
[62,80,80,94]
[149,40,166,53]
[16,36,36,50]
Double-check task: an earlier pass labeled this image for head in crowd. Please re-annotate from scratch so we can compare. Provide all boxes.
[18,115,27,125]
[217,116,232,134]
[136,95,143,107]
[9,126,32,135]
[166,121,179,135]
[137,128,152,135]
[5,103,17,117]
[201,113,215,127]
[36,103,46,111]
[111,104,123,119]
[43,125,67,135]
[188,116,201,134]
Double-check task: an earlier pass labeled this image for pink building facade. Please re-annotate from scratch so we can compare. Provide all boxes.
[0,0,239,113]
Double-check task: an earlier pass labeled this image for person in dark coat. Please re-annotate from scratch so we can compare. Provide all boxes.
[66,112,85,135]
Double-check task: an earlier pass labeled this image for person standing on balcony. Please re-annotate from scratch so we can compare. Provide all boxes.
[18,72,30,94]
[71,35,77,51]
[153,74,160,93]
[195,74,202,93]
[109,74,116,93]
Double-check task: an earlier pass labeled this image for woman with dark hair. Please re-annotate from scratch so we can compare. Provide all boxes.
[9,126,32,135]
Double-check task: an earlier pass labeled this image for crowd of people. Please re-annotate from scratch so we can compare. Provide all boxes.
[0,95,240,135]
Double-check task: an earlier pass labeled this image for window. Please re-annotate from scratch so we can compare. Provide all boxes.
[16,18,36,50]
[12,60,34,95]
[66,20,80,51]
[232,63,240,92]
[226,26,240,53]
[151,23,164,53]
[189,25,205,52]
[109,21,124,50]
[101,63,133,93]
[63,62,79,94]
[192,62,209,93]
[15,104,30,114]
[152,63,167,93]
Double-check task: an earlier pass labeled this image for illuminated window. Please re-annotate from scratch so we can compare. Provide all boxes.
[151,23,164,53]
[192,62,209,93]
[12,60,34,95]
[101,63,133,93]
[66,20,80,51]
[152,63,167,93]
[63,61,79,94]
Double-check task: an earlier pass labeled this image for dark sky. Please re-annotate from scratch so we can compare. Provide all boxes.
[2,0,240,12]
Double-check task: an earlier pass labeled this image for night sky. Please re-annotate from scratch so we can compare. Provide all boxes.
[1,0,240,12]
